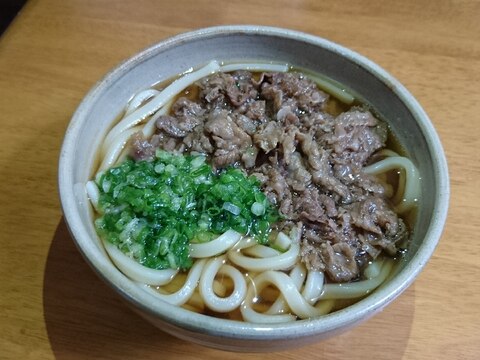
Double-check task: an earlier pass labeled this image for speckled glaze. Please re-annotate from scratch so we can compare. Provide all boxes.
[58,26,449,352]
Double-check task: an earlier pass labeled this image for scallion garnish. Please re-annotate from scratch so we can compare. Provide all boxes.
[94,151,279,271]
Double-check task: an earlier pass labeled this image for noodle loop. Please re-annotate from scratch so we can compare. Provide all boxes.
[199,256,247,313]
[103,240,177,285]
[138,259,207,305]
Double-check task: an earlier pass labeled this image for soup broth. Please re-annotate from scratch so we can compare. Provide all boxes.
[87,61,420,322]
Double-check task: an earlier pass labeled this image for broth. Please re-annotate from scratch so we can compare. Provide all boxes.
[89,62,420,322]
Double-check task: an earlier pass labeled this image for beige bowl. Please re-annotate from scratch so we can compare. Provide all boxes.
[58,25,449,352]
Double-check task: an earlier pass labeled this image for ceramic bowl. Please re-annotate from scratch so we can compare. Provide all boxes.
[58,25,449,352]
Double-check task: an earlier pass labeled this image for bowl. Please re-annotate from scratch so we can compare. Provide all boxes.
[58,25,449,352]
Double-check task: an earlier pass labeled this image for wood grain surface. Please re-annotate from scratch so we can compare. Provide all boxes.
[1,0,479,359]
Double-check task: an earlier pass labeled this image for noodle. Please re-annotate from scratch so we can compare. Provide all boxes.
[219,63,289,73]
[101,60,221,155]
[103,240,178,285]
[99,126,142,172]
[242,270,332,320]
[140,100,173,139]
[364,155,420,213]
[319,260,394,300]
[227,235,300,272]
[137,259,206,306]
[86,180,100,211]
[88,61,420,324]
[199,255,247,313]
[190,230,242,258]
[264,264,310,316]
[124,89,160,116]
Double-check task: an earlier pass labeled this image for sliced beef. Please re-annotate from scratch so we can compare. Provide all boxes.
[129,132,156,161]
[261,72,329,113]
[319,194,338,217]
[307,143,351,203]
[281,126,299,165]
[276,105,300,125]
[233,100,268,135]
[294,187,325,222]
[138,70,408,283]
[183,127,213,154]
[172,97,205,125]
[204,110,252,168]
[254,121,283,153]
[348,197,408,255]
[150,133,179,152]
[198,72,230,107]
[300,238,325,272]
[226,71,258,106]
[349,197,401,236]
[258,164,293,216]
[285,152,312,192]
[321,110,387,168]
[320,242,359,282]
[198,71,258,109]
[155,115,190,138]
[243,100,267,122]
[234,114,259,135]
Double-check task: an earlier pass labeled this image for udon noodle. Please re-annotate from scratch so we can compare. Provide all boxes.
[86,61,420,323]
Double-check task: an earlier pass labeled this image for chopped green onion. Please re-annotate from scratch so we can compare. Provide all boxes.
[190,155,206,169]
[222,202,241,216]
[251,202,265,216]
[94,153,279,271]
[154,163,165,173]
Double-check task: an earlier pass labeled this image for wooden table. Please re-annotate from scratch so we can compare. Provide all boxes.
[1,0,479,359]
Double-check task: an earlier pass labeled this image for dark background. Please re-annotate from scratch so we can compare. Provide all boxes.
[1,0,27,35]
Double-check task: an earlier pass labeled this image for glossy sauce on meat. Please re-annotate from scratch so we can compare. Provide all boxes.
[130,70,409,283]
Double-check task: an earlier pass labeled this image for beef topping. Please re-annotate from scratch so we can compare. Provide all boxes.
[130,70,408,282]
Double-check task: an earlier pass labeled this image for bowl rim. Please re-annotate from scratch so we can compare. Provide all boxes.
[58,25,450,340]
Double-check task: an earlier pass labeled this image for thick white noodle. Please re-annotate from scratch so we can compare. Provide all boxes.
[302,270,324,304]
[231,236,257,251]
[85,180,100,211]
[242,270,333,320]
[265,264,306,315]
[228,236,299,272]
[98,126,142,172]
[199,256,247,313]
[137,259,206,305]
[307,74,355,104]
[101,60,221,154]
[219,63,289,73]
[114,145,132,166]
[140,100,173,139]
[377,149,400,158]
[103,240,178,285]
[242,244,281,258]
[363,259,383,279]
[320,260,393,300]
[241,284,297,324]
[274,232,292,251]
[124,89,160,116]
[190,230,242,258]
[313,299,336,314]
[363,156,420,213]
[101,100,172,164]
[265,266,329,317]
